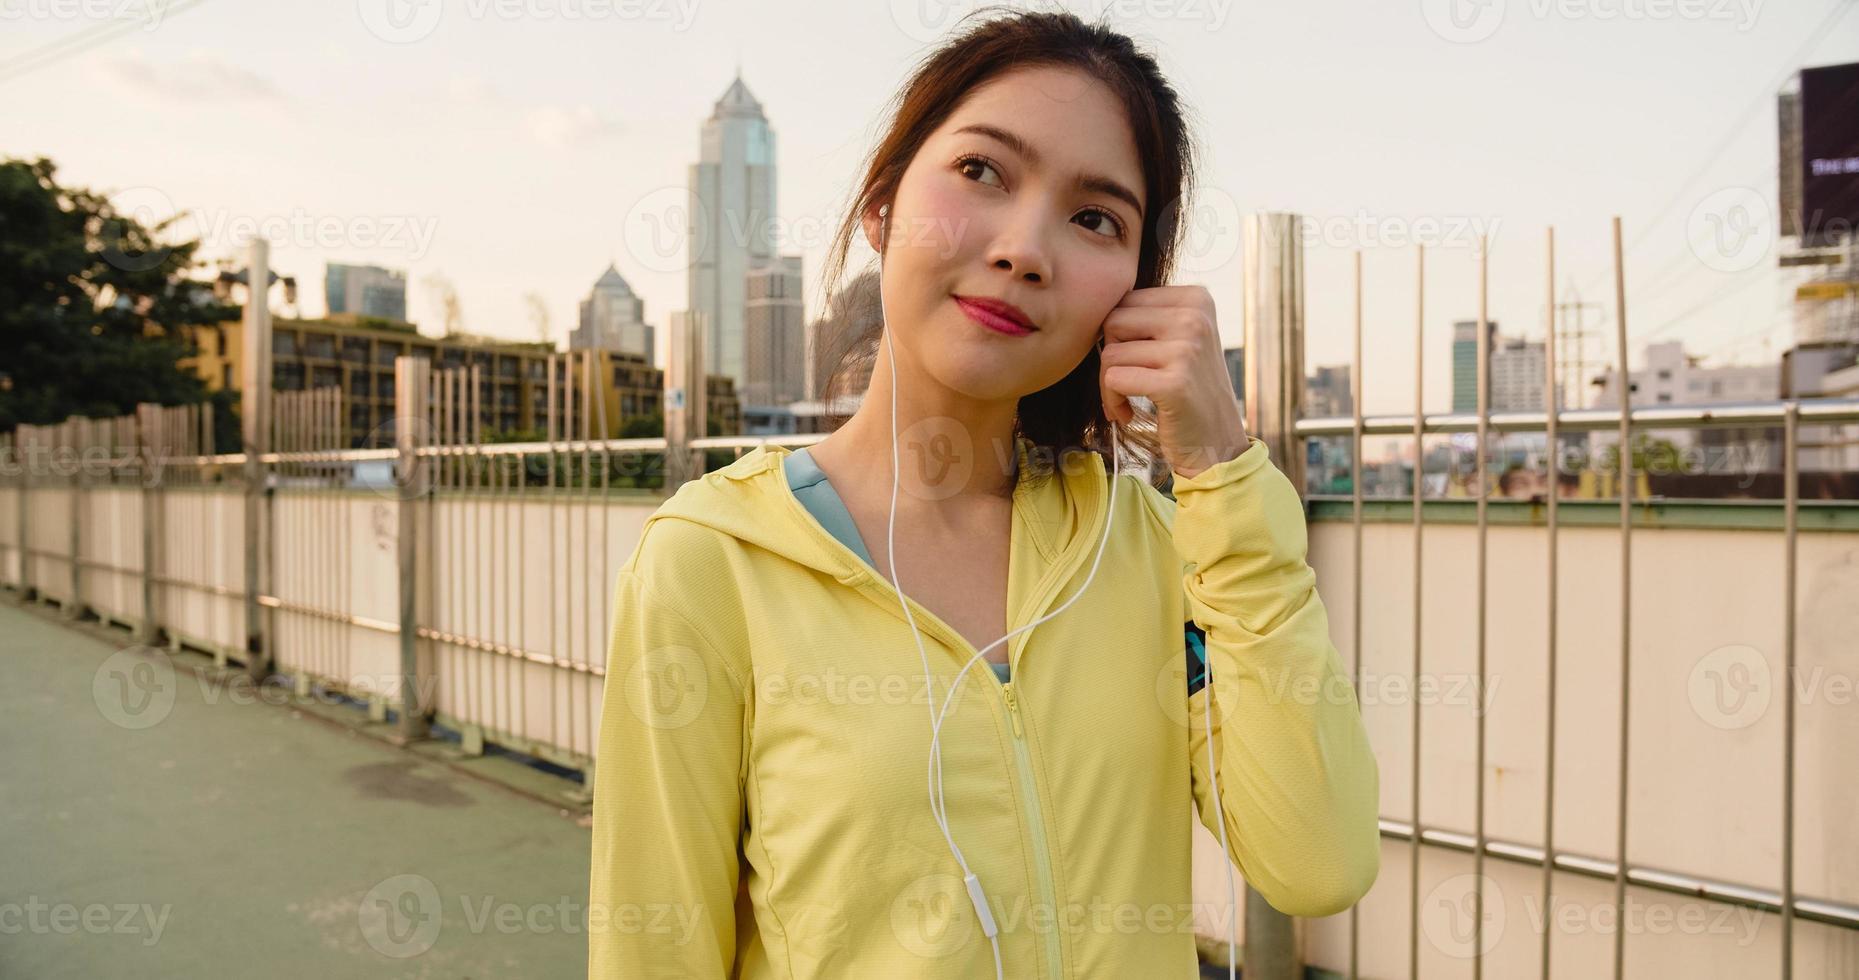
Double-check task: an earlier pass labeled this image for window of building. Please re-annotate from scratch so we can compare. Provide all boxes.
[305,334,337,360]
[274,331,298,356]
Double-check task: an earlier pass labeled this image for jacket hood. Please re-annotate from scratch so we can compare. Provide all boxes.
[643,435,1115,586]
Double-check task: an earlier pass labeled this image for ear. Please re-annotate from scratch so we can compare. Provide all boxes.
[861,201,890,256]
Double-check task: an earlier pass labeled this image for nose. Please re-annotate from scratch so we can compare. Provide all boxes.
[984,206,1052,285]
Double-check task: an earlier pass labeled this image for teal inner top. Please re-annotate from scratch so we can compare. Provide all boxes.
[784,446,1015,686]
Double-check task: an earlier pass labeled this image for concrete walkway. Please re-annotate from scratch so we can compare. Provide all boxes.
[0,599,592,979]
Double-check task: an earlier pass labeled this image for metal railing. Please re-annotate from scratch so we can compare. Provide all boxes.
[1241,213,1859,980]
[5,229,1857,979]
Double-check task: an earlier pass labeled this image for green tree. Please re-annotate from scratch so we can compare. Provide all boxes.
[0,157,236,438]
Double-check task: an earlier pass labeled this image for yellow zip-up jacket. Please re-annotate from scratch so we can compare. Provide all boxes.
[590,435,1379,978]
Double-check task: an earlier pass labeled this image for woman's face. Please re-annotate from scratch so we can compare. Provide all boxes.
[867,64,1146,403]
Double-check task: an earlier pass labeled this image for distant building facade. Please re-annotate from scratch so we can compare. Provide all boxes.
[743,254,806,409]
[572,263,654,365]
[324,263,407,322]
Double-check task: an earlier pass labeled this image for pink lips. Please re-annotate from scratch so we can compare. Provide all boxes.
[954,296,1037,337]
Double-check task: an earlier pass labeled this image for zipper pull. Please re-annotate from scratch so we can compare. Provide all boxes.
[1002,682,1024,738]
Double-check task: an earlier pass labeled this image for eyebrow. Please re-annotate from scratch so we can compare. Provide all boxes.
[952,123,1145,223]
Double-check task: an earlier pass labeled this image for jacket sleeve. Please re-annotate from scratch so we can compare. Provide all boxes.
[1164,436,1381,918]
[589,555,749,977]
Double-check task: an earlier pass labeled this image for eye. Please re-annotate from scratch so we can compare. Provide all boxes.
[953,153,1005,188]
[1075,207,1126,240]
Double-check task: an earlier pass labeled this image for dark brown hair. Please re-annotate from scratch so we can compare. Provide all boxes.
[815,7,1200,489]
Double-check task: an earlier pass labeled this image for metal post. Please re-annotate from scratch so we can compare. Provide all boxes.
[67,420,82,618]
[1244,213,1307,495]
[395,355,432,742]
[15,429,29,598]
[242,240,273,680]
[664,309,707,490]
[136,403,159,644]
[1239,211,1303,980]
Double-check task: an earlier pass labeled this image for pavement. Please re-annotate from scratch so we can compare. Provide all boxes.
[0,596,593,979]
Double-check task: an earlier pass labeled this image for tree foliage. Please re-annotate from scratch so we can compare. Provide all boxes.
[0,156,237,440]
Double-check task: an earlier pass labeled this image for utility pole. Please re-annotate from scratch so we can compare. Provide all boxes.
[1555,282,1604,410]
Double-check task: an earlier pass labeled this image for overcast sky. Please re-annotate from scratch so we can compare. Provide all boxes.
[4,0,1855,414]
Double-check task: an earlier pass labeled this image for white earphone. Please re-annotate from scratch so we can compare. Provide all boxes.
[874,203,1236,979]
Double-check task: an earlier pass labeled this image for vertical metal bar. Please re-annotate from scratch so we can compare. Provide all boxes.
[594,349,611,792]
[242,240,272,679]
[468,365,481,735]
[547,354,560,753]
[581,349,595,759]
[68,415,82,618]
[138,404,159,643]
[398,357,430,740]
[1473,232,1490,979]
[1610,214,1632,980]
[473,365,485,737]
[1541,227,1560,980]
[1409,243,1425,980]
[451,367,464,730]
[1348,249,1364,980]
[517,409,530,750]
[15,427,28,598]
[1781,401,1798,980]
[1239,211,1301,980]
[496,434,509,743]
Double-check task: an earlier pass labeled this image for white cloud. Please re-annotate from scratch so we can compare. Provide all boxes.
[98,49,283,102]
[524,104,623,149]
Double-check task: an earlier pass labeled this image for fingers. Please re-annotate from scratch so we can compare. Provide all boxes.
[1102,301,1216,344]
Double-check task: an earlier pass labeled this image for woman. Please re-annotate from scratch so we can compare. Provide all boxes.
[590,10,1379,978]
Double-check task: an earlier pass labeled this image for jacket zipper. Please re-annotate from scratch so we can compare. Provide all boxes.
[1000,680,1064,980]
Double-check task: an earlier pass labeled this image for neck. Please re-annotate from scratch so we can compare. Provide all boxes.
[826,330,1022,503]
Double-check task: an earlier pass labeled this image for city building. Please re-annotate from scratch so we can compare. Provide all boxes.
[571,263,655,364]
[324,263,407,322]
[178,315,738,449]
[1589,339,1781,476]
[688,72,777,396]
[1593,340,1780,409]
[1453,319,1560,412]
[1793,273,1858,347]
[1223,347,1244,403]
[743,254,806,412]
[1305,364,1352,418]
[1451,319,1496,412]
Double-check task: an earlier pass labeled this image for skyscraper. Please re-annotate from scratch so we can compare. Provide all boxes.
[743,254,806,408]
[1454,319,1559,412]
[1451,319,1496,412]
[325,263,407,322]
[688,72,776,395]
[572,263,654,365]
[1490,335,1549,412]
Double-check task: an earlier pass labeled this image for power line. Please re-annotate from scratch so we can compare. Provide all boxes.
[1640,263,1788,352]
[0,0,209,86]
[1572,0,1857,299]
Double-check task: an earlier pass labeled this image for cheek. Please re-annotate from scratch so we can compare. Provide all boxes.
[1062,251,1137,333]
[903,176,982,261]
